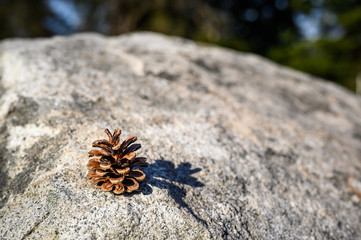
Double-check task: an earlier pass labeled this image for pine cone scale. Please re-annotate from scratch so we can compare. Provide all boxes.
[95,169,108,177]
[99,162,111,170]
[86,128,147,194]
[113,184,125,194]
[129,170,146,181]
[101,182,114,192]
[91,176,106,183]
[86,169,97,179]
[115,167,130,175]
[87,158,101,169]
[104,129,113,142]
[124,144,141,155]
[93,139,112,145]
[123,178,139,192]
[117,136,137,151]
[92,139,112,148]
[112,129,122,141]
[88,149,111,157]
[122,152,136,161]
[109,176,124,184]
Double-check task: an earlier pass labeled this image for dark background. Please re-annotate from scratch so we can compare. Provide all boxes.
[1,0,360,92]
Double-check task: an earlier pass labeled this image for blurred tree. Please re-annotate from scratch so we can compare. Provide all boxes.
[205,0,300,54]
[0,0,360,91]
[72,0,300,54]
[0,0,51,38]
[268,0,361,91]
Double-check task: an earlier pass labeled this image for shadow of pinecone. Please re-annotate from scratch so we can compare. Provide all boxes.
[139,159,207,227]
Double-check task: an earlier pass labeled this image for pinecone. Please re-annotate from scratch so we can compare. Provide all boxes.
[86,128,148,194]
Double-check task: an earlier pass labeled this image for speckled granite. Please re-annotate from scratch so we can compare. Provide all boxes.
[0,32,360,239]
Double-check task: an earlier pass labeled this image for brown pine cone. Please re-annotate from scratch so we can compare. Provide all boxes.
[86,128,148,194]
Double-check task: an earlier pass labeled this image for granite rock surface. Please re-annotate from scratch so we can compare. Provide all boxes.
[0,32,361,239]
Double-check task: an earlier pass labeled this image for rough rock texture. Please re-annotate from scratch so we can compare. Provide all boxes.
[0,32,361,240]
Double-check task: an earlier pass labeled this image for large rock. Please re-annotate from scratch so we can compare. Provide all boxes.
[0,32,360,239]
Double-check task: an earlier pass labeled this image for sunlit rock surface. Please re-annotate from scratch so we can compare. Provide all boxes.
[0,32,360,239]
